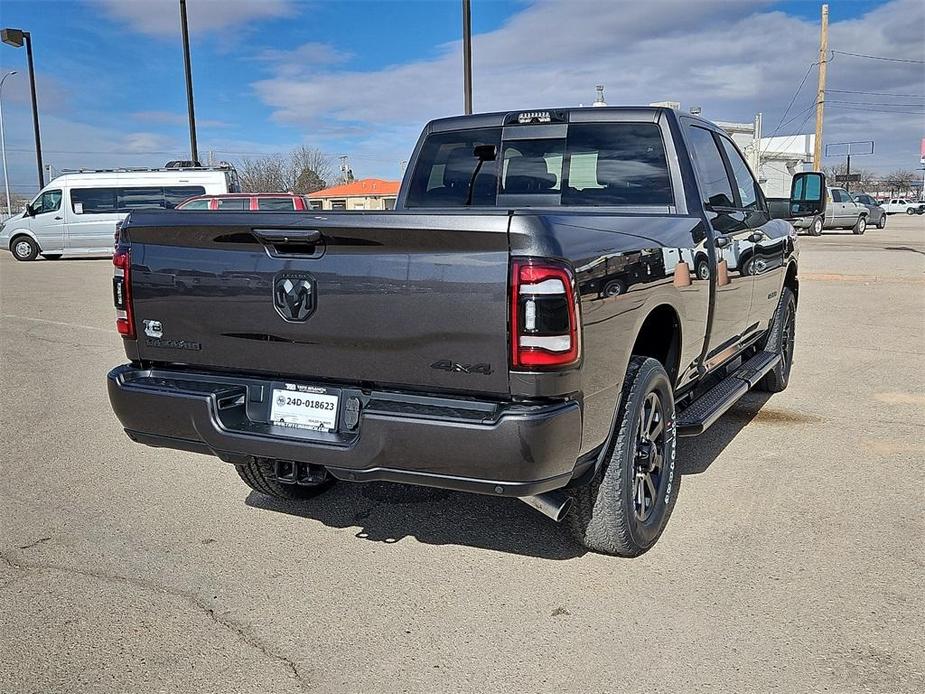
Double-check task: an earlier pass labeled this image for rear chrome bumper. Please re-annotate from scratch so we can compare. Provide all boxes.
[107,364,583,496]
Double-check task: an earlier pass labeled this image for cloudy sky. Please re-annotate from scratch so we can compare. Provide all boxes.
[1,0,922,196]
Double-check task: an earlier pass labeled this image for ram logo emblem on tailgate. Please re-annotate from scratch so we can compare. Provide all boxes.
[273,271,316,322]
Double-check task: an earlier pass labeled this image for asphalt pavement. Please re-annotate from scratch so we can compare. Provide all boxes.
[1,215,923,693]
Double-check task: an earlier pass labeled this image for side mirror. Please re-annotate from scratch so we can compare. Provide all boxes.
[789,172,826,217]
[24,203,35,217]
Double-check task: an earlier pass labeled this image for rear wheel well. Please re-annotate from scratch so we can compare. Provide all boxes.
[784,261,798,304]
[631,305,681,385]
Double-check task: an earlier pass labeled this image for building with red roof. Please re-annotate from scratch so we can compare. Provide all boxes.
[307,178,400,211]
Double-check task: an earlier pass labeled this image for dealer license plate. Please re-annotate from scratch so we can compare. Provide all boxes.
[269,388,339,432]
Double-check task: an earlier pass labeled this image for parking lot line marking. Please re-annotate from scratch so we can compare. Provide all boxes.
[0,314,111,333]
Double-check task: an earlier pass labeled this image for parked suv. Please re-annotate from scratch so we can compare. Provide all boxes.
[851,193,887,229]
[177,192,308,211]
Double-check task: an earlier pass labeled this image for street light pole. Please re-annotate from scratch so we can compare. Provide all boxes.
[0,70,17,216]
[462,0,472,114]
[179,0,199,164]
[2,28,44,188]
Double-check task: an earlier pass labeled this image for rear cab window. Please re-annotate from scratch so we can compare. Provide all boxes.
[404,122,672,207]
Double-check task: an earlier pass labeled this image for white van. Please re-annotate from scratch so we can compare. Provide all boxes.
[0,167,237,261]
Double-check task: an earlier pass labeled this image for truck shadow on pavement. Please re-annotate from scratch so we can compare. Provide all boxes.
[246,392,774,559]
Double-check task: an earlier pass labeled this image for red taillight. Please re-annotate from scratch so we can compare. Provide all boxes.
[112,248,135,339]
[511,259,580,369]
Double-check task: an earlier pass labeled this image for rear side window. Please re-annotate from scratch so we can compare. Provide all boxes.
[686,126,735,208]
[216,198,250,210]
[257,197,296,210]
[71,187,118,214]
[164,186,206,208]
[119,187,165,210]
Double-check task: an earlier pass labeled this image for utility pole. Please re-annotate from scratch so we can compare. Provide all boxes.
[462,0,472,114]
[179,0,199,164]
[812,3,829,172]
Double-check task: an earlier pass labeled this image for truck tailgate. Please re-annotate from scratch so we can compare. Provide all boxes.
[123,210,512,396]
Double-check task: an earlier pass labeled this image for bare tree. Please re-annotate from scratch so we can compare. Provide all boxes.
[883,169,919,196]
[237,154,289,193]
[288,147,334,194]
[236,147,334,194]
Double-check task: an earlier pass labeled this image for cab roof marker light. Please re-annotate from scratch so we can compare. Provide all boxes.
[518,111,552,124]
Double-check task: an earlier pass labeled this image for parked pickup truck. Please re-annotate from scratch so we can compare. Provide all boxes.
[107,107,824,556]
[768,185,866,236]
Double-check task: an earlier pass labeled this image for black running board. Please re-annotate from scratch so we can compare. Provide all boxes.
[677,351,781,437]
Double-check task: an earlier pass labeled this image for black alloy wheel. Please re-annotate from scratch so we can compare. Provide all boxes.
[632,392,669,523]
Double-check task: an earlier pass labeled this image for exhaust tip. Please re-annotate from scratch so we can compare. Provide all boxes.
[520,491,573,523]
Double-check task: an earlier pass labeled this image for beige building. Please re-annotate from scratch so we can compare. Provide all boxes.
[307,178,400,211]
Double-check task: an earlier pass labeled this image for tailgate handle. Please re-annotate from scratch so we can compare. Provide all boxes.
[253,229,322,245]
[253,228,325,257]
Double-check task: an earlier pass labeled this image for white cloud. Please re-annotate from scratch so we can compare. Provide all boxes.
[95,0,295,37]
[256,42,352,78]
[251,0,925,175]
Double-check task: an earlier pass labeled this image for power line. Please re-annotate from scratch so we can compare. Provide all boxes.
[767,61,817,141]
[827,99,925,108]
[827,104,925,115]
[828,89,925,98]
[831,49,925,64]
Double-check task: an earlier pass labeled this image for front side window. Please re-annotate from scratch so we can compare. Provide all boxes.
[686,126,735,208]
[32,189,62,215]
[718,136,760,209]
[257,197,296,210]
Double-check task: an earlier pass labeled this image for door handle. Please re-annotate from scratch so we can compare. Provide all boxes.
[54,216,63,220]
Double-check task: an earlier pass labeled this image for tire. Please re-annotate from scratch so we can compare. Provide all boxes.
[852,216,866,235]
[809,216,824,237]
[695,258,710,280]
[907,208,915,215]
[877,215,886,230]
[603,279,626,297]
[11,235,39,261]
[235,458,334,501]
[569,357,679,557]
[41,253,62,260]
[757,287,796,393]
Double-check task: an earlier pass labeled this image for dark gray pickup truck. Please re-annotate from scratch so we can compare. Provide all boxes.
[107,107,825,556]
